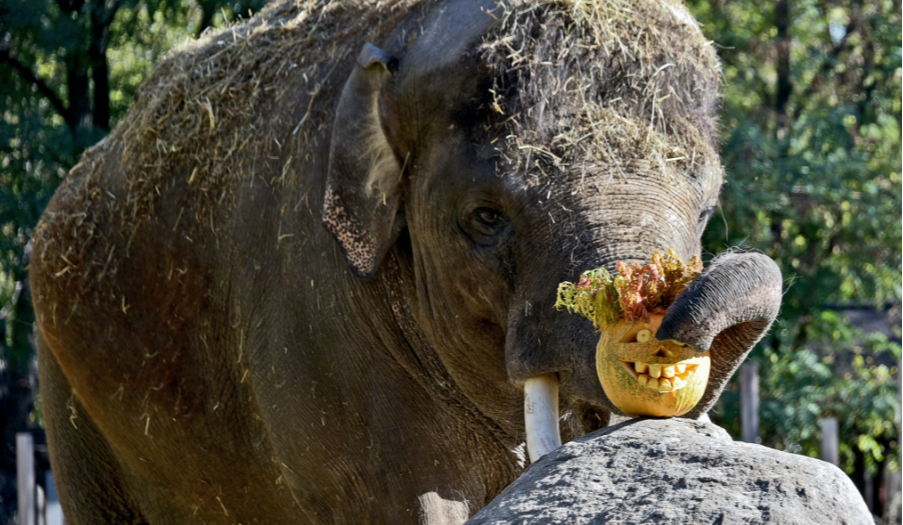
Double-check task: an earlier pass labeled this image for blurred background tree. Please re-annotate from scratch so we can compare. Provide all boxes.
[0,0,265,521]
[0,0,900,522]
[686,0,902,519]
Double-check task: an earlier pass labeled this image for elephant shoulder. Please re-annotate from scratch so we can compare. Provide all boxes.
[32,128,214,381]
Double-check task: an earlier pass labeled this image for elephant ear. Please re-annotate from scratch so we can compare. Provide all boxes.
[323,43,403,278]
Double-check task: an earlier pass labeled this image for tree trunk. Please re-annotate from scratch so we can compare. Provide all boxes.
[89,0,116,131]
[856,25,875,126]
[65,47,93,143]
[774,0,792,143]
[196,0,219,38]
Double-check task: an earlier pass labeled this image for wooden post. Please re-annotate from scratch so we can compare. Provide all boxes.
[45,472,64,525]
[17,432,36,525]
[820,417,839,466]
[37,482,46,525]
[863,468,874,512]
[885,360,903,525]
[741,363,759,443]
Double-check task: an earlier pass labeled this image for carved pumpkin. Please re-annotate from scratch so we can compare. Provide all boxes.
[596,314,710,417]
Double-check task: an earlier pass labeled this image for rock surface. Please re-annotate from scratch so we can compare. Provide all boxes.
[467,418,872,525]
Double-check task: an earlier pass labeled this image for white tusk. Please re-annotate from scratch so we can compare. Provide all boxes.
[524,373,563,463]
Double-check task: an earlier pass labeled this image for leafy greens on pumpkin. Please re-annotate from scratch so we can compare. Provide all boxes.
[554,250,703,329]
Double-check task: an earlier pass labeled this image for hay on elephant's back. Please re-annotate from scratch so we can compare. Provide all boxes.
[117,0,426,232]
[34,0,432,296]
[482,0,722,189]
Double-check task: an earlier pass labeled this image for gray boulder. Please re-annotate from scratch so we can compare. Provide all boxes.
[468,418,872,525]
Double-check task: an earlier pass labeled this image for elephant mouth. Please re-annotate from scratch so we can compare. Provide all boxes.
[619,360,700,392]
[523,358,711,462]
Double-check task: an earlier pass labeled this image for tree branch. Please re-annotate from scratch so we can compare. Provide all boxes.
[0,48,71,126]
[195,0,219,38]
[89,0,121,130]
[774,0,792,135]
[894,107,902,131]
[92,0,123,27]
[55,0,86,16]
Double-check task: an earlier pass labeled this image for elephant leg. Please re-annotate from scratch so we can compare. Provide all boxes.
[37,331,149,525]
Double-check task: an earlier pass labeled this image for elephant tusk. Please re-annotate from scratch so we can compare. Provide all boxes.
[524,373,563,463]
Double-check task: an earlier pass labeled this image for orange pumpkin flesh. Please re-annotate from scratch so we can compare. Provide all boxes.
[596,314,710,417]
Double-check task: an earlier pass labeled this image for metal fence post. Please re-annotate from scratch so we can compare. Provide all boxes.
[741,363,759,443]
[16,432,36,525]
[886,360,903,525]
[820,417,839,466]
[46,472,64,525]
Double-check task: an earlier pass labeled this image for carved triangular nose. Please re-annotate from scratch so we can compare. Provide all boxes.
[654,347,674,358]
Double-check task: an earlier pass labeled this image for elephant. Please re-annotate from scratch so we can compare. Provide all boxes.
[28,0,783,523]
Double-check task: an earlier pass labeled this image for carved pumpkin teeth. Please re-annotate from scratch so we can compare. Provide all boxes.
[632,365,699,391]
[623,361,700,391]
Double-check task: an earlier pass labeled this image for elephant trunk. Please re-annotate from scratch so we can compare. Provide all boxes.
[655,251,783,416]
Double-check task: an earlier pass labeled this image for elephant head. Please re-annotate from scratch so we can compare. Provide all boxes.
[322,0,782,462]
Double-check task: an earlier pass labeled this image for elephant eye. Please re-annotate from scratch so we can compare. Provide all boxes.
[476,208,503,228]
[463,206,508,245]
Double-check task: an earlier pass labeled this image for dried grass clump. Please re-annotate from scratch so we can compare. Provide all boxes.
[555,250,703,329]
[481,0,722,187]
[117,0,431,235]
[34,0,428,295]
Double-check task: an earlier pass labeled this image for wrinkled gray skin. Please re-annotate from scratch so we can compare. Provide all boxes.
[30,0,782,523]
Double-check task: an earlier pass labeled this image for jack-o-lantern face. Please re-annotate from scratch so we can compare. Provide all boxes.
[596,314,710,417]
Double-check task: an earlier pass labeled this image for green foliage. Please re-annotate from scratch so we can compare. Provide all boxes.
[752,315,900,475]
[686,0,901,479]
[555,251,703,329]
[556,266,621,329]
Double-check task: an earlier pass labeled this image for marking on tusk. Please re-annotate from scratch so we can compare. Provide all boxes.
[524,373,563,463]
